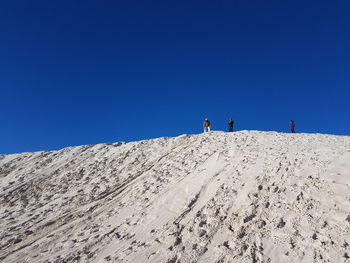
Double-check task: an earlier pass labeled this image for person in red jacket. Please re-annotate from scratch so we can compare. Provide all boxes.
[290,120,296,133]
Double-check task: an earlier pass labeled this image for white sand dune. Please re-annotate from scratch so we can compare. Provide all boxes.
[1,131,350,263]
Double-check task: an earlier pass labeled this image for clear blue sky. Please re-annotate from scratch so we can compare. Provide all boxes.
[1,0,350,154]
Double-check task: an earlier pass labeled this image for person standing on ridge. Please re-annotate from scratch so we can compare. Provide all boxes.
[203,118,211,133]
[228,118,234,132]
[290,120,296,133]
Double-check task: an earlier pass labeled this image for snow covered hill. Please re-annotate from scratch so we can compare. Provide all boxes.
[1,131,350,263]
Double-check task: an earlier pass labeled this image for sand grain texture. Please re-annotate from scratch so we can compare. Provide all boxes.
[1,131,350,262]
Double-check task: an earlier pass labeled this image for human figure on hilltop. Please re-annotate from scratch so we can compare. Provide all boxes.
[290,120,296,133]
[228,118,234,132]
[203,118,211,133]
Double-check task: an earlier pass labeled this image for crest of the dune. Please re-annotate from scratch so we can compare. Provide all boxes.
[1,131,350,263]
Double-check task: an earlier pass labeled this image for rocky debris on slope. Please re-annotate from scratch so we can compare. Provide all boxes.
[0,131,350,263]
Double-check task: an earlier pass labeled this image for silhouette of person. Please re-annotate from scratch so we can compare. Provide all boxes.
[228,118,234,132]
[290,120,296,133]
[203,118,211,133]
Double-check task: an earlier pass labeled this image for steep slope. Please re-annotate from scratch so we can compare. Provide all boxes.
[0,131,350,263]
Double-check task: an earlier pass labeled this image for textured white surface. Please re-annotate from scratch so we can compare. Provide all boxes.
[0,131,350,262]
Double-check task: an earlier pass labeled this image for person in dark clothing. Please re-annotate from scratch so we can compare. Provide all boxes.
[228,118,234,132]
[290,120,296,133]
